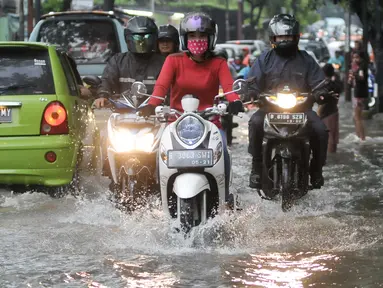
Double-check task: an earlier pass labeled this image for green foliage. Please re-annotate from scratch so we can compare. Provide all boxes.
[42,0,65,14]
[245,0,320,28]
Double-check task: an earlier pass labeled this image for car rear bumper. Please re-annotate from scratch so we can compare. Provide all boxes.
[0,135,78,186]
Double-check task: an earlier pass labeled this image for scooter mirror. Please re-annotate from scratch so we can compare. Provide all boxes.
[232,79,248,95]
[131,82,148,97]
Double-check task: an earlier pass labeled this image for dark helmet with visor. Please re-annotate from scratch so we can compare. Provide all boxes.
[268,14,300,52]
[124,16,158,54]
[179,12,217,51]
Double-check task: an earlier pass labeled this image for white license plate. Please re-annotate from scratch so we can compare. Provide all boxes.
[268,113,304,124]
[167,149,213,168]
[0,107,12,123]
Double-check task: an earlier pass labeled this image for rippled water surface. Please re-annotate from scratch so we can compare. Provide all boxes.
[1,101,382,287]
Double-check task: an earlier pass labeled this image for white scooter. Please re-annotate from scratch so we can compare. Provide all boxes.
[105,84,166,209]
[133,80,245,232]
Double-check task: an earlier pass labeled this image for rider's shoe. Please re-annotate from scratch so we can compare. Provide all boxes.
[309,161,324,189]
[310,172,324,189]
[249,159,262,189]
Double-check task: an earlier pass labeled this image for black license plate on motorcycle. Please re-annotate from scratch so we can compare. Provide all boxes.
[268,113,305,124]
[167,149,214,168]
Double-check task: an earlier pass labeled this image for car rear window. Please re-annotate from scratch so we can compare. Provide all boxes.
[37,19,119,64]
[0,47,55,96]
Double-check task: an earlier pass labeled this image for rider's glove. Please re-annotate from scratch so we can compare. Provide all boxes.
[137,104,156,117]
[228,100,245,115]
[97,90,110,99]
[313,87,331,105]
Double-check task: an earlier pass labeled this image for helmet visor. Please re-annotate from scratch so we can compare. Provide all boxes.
[181,16,214,34]
[127,33,155,53]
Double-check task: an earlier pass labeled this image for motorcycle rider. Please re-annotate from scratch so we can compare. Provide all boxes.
[157,24,180,106]
[157,24,180,56]
[230,55,246,73]
[237,55,257,80]
[139,12,244,206]
[92,16,166,183]
[94,16,166,108]
[247,14,332,190]
[214,48,239,146]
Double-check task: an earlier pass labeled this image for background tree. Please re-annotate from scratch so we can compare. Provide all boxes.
[42,0,72,13]
[245,0,267,28]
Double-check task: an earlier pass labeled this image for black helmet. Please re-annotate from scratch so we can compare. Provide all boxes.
[124,16,158,54]
[268,14,300,52]
[323,63,335,77]
[214,48,229,61]
[179,12,217,51]
[158,24,180,51]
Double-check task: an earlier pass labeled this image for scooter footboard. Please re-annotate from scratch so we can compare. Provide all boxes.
[173,173,210,199]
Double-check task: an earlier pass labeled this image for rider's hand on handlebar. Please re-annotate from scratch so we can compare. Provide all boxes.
[313,87,332,104]
[137,104,156,117]
[93,97,108,109]
[319,91,339,102]
[228,100,245,115]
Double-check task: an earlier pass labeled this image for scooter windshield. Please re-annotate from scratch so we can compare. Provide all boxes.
[109,99,136,112]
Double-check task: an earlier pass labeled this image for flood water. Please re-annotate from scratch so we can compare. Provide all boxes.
[1,100,382,287]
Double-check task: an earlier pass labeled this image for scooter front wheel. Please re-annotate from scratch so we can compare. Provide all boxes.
[118,172,138,210]
[179,198,193,234]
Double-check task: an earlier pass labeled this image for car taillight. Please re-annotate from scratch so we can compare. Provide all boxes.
[40,101,69,135]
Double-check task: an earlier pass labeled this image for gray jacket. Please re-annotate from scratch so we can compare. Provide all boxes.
[98,52,166,98]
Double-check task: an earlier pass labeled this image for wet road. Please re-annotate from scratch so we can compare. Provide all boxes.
[1,100,382,287]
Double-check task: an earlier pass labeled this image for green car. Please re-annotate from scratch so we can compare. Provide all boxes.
[0,42,100,193]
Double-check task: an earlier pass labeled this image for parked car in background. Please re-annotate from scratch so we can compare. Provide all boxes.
[29,11,127,78]
[306,50,320,64]
[215,43,255,62]
[0,42,100,195]
[299,37,330,63]
[226,39,268,55]
[215,44,237,62]
[324,17,345,39]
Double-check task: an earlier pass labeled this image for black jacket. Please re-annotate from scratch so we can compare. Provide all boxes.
[98,52,166,98]
[318,75,343,119]
[247,49,325,107]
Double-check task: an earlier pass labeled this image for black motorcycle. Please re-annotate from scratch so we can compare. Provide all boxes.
[249,83,328,211]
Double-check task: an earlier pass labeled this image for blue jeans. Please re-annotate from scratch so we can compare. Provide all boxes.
[219,129,231,200]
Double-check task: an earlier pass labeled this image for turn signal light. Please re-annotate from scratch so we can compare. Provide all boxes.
[40,102,69,135]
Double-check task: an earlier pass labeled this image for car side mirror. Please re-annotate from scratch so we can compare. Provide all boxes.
[83,76,102,87]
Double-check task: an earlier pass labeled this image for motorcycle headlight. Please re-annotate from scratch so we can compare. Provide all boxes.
[267,93,300,109]
[111,128,135,153]
[137,133,154,152]
[176,116,205,146]
[275,93,297,109]
[111,129,154,153]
